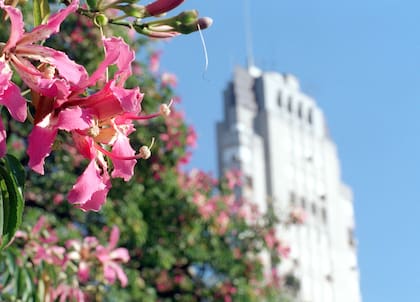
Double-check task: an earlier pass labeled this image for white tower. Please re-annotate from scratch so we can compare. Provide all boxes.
[216,66,362,302]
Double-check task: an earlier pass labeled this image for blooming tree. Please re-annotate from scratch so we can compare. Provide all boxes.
[0,0,210,246]
[0,0,302,300]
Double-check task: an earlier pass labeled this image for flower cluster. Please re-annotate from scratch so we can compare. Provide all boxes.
[0,0,211,211]
[13,217,129,300]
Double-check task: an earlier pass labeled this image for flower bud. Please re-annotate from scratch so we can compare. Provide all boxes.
[159,104,171,116]
[139,146,151,159]
[94,14,108,26]
[176,10,199,24]
[145,0,185,16]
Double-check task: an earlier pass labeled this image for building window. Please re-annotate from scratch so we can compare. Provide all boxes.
[297,103,303,119]
[277,92,282,107]
[311,203,317,216]
[290,191,296,205]
[308,108,313,125]
[287,96,293,113]
[301,197,306,209]
[245,175,253,189]
[348,228,355,247]
[322,208,327,224]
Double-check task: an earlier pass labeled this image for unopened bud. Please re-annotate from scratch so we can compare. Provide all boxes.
[94,14,108,26]
[159,104,171,116]
[139,146,151,159]
[176,14,213,35]
[145,0,185,16]
[176,10,199,24]
[119,5,146,18]
[197,17,213,30]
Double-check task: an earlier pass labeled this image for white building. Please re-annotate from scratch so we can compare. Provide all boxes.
[216,66,362,302]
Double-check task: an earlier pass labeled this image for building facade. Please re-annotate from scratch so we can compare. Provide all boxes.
[216,66,362,302]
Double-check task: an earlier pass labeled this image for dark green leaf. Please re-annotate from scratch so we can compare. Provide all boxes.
[0,158,25,250]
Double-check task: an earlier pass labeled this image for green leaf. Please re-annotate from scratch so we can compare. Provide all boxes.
[33,0,50,27]
[0,156,25,250]
[86,0,97,10]
[5,154,25,191]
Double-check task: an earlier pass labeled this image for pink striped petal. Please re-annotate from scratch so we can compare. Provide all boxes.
[0,2,24,52]
[18,0,79,45]
[87,37,134,87]
[12,56,70,98]
[18,45,88,87]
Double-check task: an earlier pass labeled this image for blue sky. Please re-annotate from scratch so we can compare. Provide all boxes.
[159,1,420,301]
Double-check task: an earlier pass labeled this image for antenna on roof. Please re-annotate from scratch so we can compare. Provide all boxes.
[244,0,255,69]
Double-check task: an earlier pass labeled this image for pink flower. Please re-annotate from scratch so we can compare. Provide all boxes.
[185,126,197,148]
[216,211,230,234]
[50,284,86,302]
[0,0,88,98]
[149,51,161,73]
[96,226,130,287]
[26,37,156,211]
[161,72,178,87]
[33,245,67,266]
[289,207,307,224]
[277,242,291,258]
[264,229,276,249]
[67,236,99,283]
[0,60,26,156]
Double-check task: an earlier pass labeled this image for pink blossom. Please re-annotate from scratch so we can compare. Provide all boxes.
[50,284,86,302]
[33,245,67,266]
[289,207,307,224]
[149,51,161,73]
[161,72,178,87]
[53,193,64,205]
[277,242,291,258]
[96,226,130,287]
[264,229,276,249]
[216,212,230,234]
[224,169,242,190]
[186,126,197,148]
[0,0,88,98]
[26,37,151,211]
[67,236,99,283]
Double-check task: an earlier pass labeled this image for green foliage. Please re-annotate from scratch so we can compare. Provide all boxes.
[33,0,50,26]
[0,155,25,250]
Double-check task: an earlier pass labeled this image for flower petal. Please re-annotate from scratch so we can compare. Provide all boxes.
[108,226,119,250]
[68,160,106,208]
[12,55,70,98]
[0,79,27,122]
[18,45,88,88]
[18,0,79,45]
[0,119,6,158]
[110,134,136,181]
[87,37,134,87]
[27,124,58,174]
[72,132,96,160]
[56,107,91,131]
[79,179,111,211]
[0,1,24,52]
